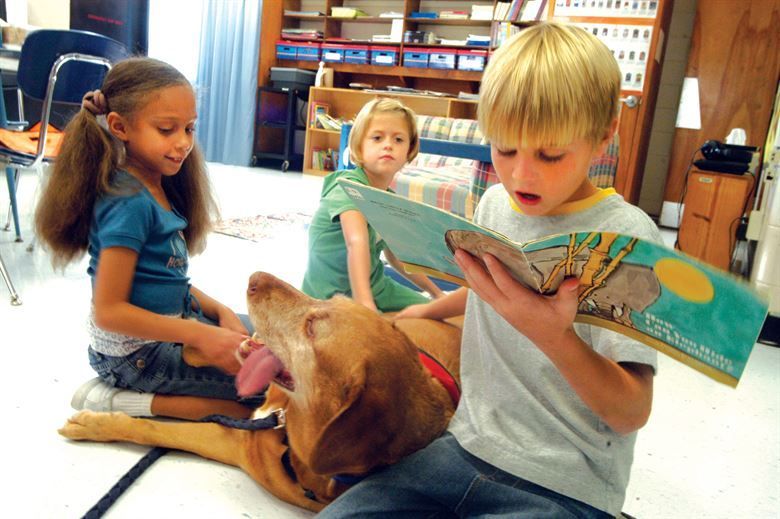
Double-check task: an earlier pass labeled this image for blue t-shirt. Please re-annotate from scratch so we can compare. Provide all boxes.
[87,170,190,316]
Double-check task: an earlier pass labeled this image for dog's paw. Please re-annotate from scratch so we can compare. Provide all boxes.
[58,410,129,441]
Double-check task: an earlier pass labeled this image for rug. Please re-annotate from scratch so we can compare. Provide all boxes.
[213,212,313,242]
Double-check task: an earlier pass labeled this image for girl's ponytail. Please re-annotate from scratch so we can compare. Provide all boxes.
[34,108,119,267]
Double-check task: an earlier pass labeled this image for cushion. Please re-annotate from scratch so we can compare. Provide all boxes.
[416,115,452,140]
[391,164,476,219]
[448,118,483,144]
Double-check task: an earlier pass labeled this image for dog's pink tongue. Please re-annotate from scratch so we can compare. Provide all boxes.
[236,346,284,397]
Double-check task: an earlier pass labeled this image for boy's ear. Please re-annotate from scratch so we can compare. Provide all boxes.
[596,117,619,155]
[106,112,130,142]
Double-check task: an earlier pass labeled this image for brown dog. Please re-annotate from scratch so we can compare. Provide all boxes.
[59,272,461,512]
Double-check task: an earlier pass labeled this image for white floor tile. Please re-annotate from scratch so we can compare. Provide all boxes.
[1,164,777,518]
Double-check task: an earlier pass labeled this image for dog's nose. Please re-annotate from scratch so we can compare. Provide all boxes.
[248,272,263,295]
[248,271,278,296]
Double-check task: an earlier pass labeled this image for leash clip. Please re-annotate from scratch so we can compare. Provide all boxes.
[272,408,287,429]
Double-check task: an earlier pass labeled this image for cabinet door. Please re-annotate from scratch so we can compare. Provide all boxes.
[678,171,751,270]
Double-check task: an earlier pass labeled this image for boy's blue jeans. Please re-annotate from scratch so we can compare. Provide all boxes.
[317,433,611,519]
[87,313,259,403]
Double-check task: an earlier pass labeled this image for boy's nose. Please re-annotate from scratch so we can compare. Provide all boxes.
[510,153,536,180]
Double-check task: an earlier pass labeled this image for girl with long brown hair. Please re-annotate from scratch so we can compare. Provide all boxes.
[35,57,255,420]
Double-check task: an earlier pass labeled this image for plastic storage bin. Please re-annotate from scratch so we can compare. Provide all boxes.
[321,43,346,63]
[344,45,369,64]
[276,40,297,60]
[428,49,457,70]
[403,48,431,68]
[295,41,321,61]
[457,49,487,71]
[371,46,399,66]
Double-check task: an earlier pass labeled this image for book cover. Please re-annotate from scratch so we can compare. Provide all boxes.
[337,178,769,387]
[308,101,329,128]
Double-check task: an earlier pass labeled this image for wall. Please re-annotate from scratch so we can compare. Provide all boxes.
[27,0,68,28]
[638,0,697,217]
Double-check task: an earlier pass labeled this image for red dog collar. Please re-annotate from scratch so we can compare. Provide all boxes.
[417,349,460,406]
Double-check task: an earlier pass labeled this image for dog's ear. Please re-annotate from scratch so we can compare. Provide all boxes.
[306,363,393,476]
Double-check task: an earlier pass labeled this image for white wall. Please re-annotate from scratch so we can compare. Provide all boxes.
[147,0,203,81]
[638,0,698,217]
[27,0,68,28]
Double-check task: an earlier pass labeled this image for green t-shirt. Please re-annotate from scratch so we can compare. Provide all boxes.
[301,167,428,312]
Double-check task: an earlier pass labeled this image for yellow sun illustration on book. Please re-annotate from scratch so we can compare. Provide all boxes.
[654,258,714,303]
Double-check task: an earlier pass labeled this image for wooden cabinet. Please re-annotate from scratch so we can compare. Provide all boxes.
[272,1,531,95]
[677,170,753,271]
[303,86,478,175]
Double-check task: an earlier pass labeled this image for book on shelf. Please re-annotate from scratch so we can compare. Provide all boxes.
[439,10,469,20]
[308,101,329,129]
[315,113,345,132]
[492,22,522,47]
[379,11,404,18]
[281,29,323,40]
[520,0,549,21]
[466,34,491,46]
[336,179,769,388]
[409,11,438,19]
[284,10,323,17]
[331,7,369,18]
[508,0,529,20]
[471,5,494,20]
[494,2,511,20]
[312,148,339,171]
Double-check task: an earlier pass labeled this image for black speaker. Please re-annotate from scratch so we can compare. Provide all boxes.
[693,159,750,175]
[70,0,149,55]
[700,140,756,164]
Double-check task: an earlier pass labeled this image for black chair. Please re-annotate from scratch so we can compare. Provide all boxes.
[0,29,128,304]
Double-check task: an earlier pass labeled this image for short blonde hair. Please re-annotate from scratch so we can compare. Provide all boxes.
[349,98,419,167]
[478,22,620,148]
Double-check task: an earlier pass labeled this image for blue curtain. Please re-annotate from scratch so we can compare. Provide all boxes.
[195,0,261,166]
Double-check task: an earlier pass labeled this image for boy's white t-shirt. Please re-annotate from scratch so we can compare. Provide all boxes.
[448,184,662,516]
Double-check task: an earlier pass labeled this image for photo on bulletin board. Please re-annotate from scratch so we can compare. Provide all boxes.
[553,0,658,19]
[573,23,652,90]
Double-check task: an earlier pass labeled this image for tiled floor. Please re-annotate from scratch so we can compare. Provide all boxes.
[1,164,778,518]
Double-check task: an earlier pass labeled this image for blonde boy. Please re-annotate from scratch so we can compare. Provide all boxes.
[319,23,661,518]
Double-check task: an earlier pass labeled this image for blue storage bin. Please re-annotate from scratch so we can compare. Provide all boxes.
[428,50,456,70]
[276,40,297,60]
[321,44,345,63]
[344,45,369,64]
[371,46,399,66]
[457,50,487,71]
[296,42,320,61]
[403,48,430,68]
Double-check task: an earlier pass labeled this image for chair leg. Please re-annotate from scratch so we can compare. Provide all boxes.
[0,250,22,305]
[4,167,22,242]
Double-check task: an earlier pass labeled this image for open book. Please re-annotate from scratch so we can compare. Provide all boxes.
[338,179,769,387]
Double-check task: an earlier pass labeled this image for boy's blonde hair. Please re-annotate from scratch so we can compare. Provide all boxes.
[348,98,419,167]
[478,22,620,148]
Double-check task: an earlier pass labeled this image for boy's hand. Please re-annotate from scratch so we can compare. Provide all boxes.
[454,249,581,350]
[395,303,430,320]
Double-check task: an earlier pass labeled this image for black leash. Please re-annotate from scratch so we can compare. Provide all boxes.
[81,412,281,519]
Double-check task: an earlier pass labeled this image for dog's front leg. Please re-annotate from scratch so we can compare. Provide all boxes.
[59,410,263,467]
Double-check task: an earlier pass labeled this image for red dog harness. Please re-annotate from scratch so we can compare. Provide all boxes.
[417,349,461,405]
